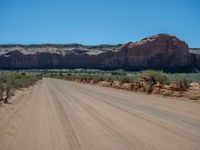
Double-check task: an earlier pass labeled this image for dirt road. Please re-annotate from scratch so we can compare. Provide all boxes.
[0,78,200,150]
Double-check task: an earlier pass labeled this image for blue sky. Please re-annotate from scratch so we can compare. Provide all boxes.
[0,0,199,47]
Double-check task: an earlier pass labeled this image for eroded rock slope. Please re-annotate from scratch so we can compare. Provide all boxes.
[0,34,199,71]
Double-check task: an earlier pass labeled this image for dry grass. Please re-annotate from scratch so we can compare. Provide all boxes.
[0,72,42,104]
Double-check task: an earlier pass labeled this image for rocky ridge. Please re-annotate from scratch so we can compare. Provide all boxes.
[0,34,199,72]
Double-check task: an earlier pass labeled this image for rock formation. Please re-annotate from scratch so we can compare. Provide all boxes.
[0,34,199,72]
[189,48,200,70]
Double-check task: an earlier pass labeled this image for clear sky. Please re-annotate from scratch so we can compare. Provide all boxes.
[0,0,199,47]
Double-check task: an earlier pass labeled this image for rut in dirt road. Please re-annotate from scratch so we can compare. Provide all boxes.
[0,78,200,150]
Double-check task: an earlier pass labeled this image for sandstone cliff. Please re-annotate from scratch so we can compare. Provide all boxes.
[0,34,199,72]
[189,48,200,69]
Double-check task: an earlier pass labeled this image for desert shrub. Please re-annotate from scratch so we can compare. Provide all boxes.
[21,72,27,76]
[144,82,154,94]
[167,73,200,84]
[58,72,64,78]
[99,74,114,82]
[141,70,167,84]
[175,78,191,91]
[0,72,41,104]
[67,73,72,77]
[46,69,199,94]
[4,79,13,103]
[92,75,104,83]
[0,79,4,102]
[118,76,132,83]
[111,70,126,76]
[35,73,43,79]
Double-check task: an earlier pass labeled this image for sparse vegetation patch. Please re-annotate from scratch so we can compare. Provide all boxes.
[0,72,42,104]
[43,69,200,99]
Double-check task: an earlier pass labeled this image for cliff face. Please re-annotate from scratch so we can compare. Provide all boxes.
[0,34,199,72]
[101,34,194,71]
[190,48,200,69]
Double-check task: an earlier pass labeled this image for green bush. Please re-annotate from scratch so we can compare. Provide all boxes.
[175,78,190,91]
[44,69,199,92]
[111,70,126,76]
[141,70,167,84]
[145,82,154,94]
[92,75,104,83]
[118,76,134,83]
[0,79,4,102]
[0,72,41,104]
[4,80,13,103]
[21,72,27,76]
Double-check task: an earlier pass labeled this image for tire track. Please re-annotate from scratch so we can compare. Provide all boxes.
[60,81,200,143]
[43,83,81,150]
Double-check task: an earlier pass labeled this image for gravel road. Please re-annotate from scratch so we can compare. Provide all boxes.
[0,78,200,150]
